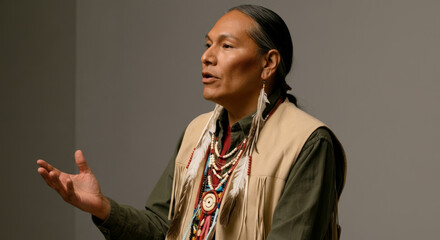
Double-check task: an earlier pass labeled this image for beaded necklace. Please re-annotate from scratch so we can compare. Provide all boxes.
[186,132,247,240]
[208,134,247,191]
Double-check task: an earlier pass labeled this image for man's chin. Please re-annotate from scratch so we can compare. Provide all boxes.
[202,91,223,105]
[202,89,215,101]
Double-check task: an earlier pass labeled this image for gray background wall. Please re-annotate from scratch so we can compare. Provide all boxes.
[2,0,439,239]
[1,0,75,239]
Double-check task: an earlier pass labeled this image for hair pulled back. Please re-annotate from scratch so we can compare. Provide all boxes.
[228,5,297,105]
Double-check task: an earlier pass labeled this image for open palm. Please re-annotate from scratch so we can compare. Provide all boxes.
[37,150,110,219]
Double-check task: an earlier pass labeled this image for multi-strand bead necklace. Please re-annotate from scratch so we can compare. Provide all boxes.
[207,133,247,191]
[188,133,247,240]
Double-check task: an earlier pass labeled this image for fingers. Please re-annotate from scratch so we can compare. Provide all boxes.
[37,166,69,199]
[36,154,79,204]
[37,159,61,189]
[66,178,74,193]
[65,178,76,202]
[75,150,92,174]
[36,159,57,172]
[49,170,64,193]
[37,167,55,188]
[49,171,76,202]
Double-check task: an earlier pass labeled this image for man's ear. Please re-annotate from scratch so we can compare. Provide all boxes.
[261,49,281,80]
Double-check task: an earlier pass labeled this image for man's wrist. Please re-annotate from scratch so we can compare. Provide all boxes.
[93,196,111,221]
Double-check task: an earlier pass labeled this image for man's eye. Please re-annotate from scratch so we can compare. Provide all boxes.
[205,43,211,48]
[223,44,232,48]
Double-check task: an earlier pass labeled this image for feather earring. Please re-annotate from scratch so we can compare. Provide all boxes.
[220,81,269,225]
[247,80,269,155]
[167,104,223,239]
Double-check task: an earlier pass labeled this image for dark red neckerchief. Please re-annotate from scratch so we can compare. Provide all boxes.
[212,125,232,187]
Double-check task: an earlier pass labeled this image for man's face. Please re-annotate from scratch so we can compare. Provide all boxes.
[201,10,264,107]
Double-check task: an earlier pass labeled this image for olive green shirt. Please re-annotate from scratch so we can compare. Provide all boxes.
[93,89,337,240]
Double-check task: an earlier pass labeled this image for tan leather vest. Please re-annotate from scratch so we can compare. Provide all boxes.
[167,101,344,240]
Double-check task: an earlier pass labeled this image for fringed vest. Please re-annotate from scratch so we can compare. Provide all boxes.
[167,101,346,240]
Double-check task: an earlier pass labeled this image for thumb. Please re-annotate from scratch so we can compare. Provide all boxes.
[75,150,92,174]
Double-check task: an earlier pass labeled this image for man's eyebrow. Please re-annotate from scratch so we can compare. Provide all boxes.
[205,33,239,41]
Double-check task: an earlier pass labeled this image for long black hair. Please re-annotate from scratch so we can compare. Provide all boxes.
[228,5,297,105]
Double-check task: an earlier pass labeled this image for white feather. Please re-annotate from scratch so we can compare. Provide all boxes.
[185,104,222,183]
[195,105,222,148]
[247,87,269,155]
[228,87,268,199]
[229,155,250,197]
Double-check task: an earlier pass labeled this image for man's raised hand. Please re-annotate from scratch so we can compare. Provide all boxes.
[37,150,110,220]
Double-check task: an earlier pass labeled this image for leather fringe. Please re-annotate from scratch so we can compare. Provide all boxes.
[219,193,242,226]
[168,164,185,220]
[255,177,267,240]
[206,226,217,240]
[166,179,190,239]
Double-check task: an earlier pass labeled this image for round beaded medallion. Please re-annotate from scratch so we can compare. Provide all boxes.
[201,190,218,215]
